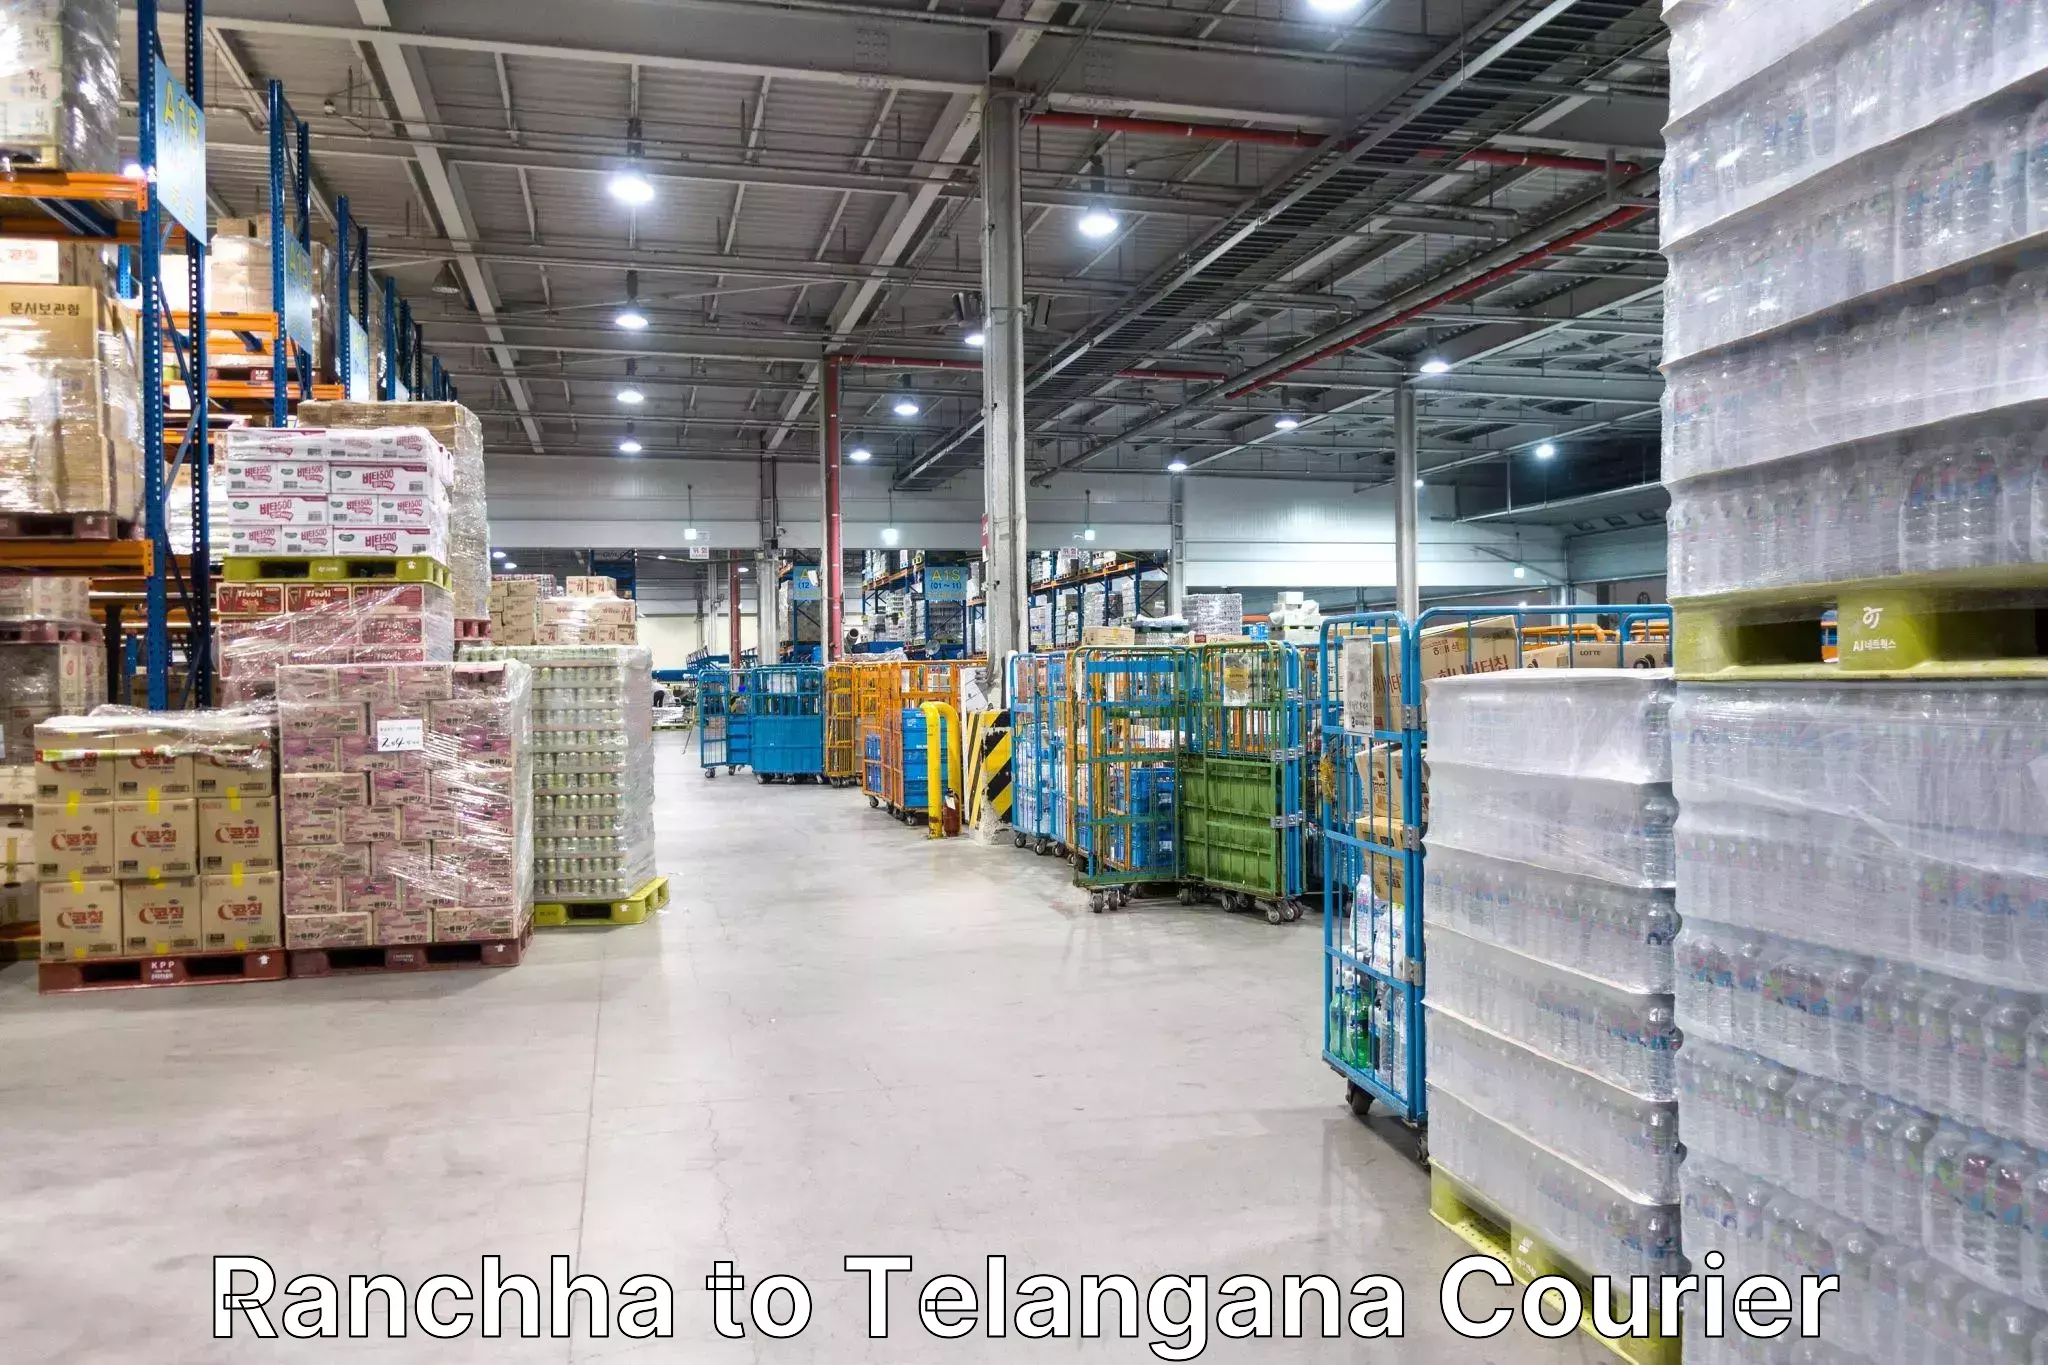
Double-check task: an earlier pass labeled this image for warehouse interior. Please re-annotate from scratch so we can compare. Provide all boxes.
[8,0,2038,1360]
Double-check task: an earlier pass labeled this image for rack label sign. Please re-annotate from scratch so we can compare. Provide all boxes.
[345,318,373,401]
[923,565,969,601]
[154,60,207,243]
[282,239,315,350]
[790,568,821,603]
[688,546,710,560]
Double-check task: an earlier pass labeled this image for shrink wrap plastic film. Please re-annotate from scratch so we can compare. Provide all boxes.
[0,633,101,762]
[1425,668,1676,783]
[0,0,118,172]
[1426,1007,1682,1205]
[1671,682,2048,990]
[1425,762,1678,888]
[0,293,141,519]
[275,659,532,946]
[0,575,87,623]
[216,582,455,705]
[1423,844,1680,994]
[462,644,655,901]
[533,594,638,645]
[297,401,489,619]
[39,704,274,780]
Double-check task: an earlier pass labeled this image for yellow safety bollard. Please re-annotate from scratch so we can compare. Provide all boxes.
[919,701,963,839]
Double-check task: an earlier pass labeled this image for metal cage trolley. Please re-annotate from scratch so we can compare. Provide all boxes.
[1178,640,1307,924]
[1072,646,1184,913]
[1005,651,1075,859]
[698,669,751,777]
[746,664,825,783]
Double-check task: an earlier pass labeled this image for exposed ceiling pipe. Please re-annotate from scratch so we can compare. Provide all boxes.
[1222,204,1653,398]
[850,353,1229,383]
[1025,112,1642,177]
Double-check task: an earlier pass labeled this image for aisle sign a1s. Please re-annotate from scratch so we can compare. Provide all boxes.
[153,59,208,243]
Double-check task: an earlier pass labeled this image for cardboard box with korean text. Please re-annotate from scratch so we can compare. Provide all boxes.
[113,798,196,879]
[1518,640,1672,670]
[36,800,114,880]
[201,870,282,950]
[122,877,202,954]
[40,878,122,960]
[199,795,278,874]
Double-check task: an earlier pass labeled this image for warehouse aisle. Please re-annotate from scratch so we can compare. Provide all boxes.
[0,732,1600,1362]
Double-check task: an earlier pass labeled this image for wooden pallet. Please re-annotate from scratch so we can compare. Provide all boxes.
[0,511,139,541]
[0,621,97,644]
[1429,1166,1680,1365]
[455,617,491,640]
[37,947,287,993]
[288,923,533,976]
[221,554,452,589]
[1675,568,2048,681]
[532,875,668,928]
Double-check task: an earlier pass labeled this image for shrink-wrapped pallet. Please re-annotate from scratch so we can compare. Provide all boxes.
[0,0,119,173]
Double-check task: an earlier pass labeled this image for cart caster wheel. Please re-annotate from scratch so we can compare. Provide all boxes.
[706,769,717,780]
[868,796,878,808]
[728,767,737,776]
[757,773,770,784]
[1176,886,1195,906]
[1033,836,1050,856]
[1013,831,1028,849]
[1054,843,1069,860]
[1089,891,1108,913]
[1068,853,1083,870]
[1264,901,1285,925]
[1416,1133,1430,1167]
[1283,900,1304,923]
[1116,886,1132,908]
[1345,1081,1373,1119]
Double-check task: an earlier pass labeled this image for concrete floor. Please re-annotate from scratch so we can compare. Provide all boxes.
[0,734,1603,1362]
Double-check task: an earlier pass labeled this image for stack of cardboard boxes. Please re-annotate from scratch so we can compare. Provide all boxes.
[300,402,491,623]
[0,624,103,764]
[277,659,533,950]
[33,712,280,962]
[488,576,541,645]
[0,0,120,174]
[0,273,142,526]
[536,595,637,645]
[1,764,32,947]
[215,581,456,704]
[219,426,453,562]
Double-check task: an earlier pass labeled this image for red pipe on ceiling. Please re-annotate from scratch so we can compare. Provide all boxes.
[1223,203,1654,399]
[849,353,1229,383]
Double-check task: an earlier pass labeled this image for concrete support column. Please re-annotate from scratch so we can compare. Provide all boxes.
[1167,475,1186,615]
[1394,381,1420,621]
[757,553,781,663]
[979,87,1029,676]
[818,353,844,662]
[728,554,743,665]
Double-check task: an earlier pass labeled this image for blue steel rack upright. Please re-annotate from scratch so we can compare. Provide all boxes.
[139,0,211,707]
[264,81,315,428]
[335,196,371,399]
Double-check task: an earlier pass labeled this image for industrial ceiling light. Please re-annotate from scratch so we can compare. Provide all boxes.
[848,446,873,463]
[492,549,506,560]
[1274,415,1301,431]
[1535,442,1557,460]
[121,161,144,179]
[891,376,921,418]
[618,434,643,455]
[881,526,900,545]
[608,169,655,206]
[616,358,645,405]
[684,485,699,540]
[429,261,462,296]
[964,330,986,348]
[1307,0,1365,13]
[1414,478,1425,489]
[502,561,517,570]
[1513,566,1528,579]
[1078,208,1120,239]
[615,270,649,330]
[1420,357,1452,375]
[1167,459,1188,473]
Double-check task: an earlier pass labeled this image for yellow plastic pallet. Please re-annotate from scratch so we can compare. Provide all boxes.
[532,875,669,928]
[1429,1165,1680,1365]
[222,554,452,589]
[1675,565,2047,682]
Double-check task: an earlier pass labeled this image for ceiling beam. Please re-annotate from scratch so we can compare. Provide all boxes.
[353,0,542,451]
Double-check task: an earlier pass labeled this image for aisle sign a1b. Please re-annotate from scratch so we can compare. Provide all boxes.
[153,59,207,243]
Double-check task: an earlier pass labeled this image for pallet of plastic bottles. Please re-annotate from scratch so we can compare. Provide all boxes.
[532,875,670,928]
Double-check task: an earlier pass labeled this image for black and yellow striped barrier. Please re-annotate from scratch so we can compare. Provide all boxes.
[964,709,1013,828]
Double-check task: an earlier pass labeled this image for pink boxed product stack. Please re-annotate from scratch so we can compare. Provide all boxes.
[216,582,455,705]
[275,659,533,951]
[220,426,454,561]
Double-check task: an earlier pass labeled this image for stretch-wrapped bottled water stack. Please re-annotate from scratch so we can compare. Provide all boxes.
[1423,668,1681,1298]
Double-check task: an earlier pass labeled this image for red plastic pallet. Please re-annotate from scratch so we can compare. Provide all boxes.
[288,924,533,977]
[37,947,287,993]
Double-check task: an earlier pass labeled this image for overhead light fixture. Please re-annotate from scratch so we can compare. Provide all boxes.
[492,549,506,560]
[1420,358,1452,375]
[739,565,749,575]
[964,330,986,348]
[848,446,872,463]
[619,436,643,455]
[1274,415,1300,431]
[1167,459,1188,473]
[429,261,462,296]
[1307,0,1364,13]
[684,527,698,540]
[121,161,144,180]
[881,526,900,545]
[891,376,920,417]
[1082,527,1097,542]
[1078,208,1120,239]
[608,169,655,206]
[617,357,644,404]
[1535,442,1557,460]
[616,269,649,330]
[1414,478,1424,489]
[502,561,517,570]
[685,485,698,540]
[1513,566,1527,579]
